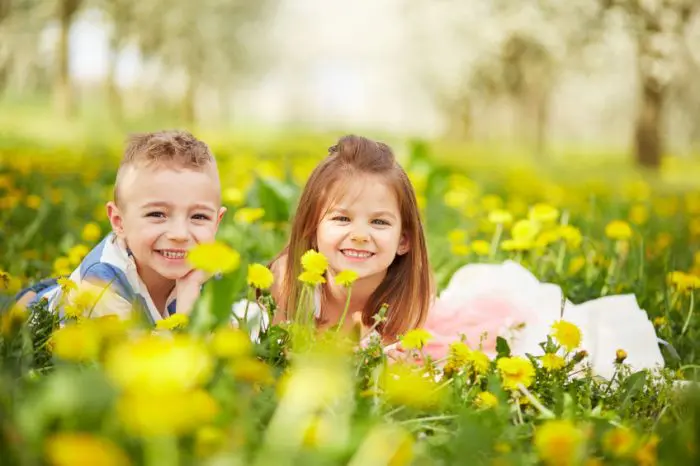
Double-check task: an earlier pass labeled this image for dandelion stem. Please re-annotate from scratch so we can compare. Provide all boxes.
[681,291,695,336]
[397,414,457,425]
[517,384,555,419]
[335,286,353,334]
[489,223,503,260]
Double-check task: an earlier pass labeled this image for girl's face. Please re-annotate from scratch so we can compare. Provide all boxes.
[316,174,410,284]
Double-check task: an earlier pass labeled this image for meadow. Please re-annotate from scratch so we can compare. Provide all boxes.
[1,132,700,465]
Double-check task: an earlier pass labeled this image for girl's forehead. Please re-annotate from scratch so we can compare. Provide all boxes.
[325,175,400,210]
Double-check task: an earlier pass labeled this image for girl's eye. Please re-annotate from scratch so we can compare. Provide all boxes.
[146,212,165,218]
[192,214,211,221]
[372,219,390,226]
[332,216,350,222]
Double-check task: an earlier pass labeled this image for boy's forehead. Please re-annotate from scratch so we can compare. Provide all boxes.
[116,163,221,205]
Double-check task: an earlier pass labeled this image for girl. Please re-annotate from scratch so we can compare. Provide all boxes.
[270,135,433,342]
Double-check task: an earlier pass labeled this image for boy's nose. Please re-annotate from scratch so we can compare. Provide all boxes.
[167,221,189,241]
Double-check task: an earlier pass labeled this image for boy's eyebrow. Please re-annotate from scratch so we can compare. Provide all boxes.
[140,201,217,213]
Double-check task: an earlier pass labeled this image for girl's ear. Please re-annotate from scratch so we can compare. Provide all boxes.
[397,233,410,256]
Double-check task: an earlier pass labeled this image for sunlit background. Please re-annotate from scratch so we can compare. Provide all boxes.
[1,0,699,168]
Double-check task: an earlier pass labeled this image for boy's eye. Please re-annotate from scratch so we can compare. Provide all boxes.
[146,211,165,218]
[331,216,350,222]
[192,214,211,221]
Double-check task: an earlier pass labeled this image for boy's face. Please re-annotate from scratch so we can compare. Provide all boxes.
[107,164,225,283]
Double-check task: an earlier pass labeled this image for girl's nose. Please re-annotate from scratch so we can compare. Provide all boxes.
[350,233,369,244]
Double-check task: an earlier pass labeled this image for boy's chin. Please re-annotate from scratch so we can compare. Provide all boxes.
[156,267,191,281]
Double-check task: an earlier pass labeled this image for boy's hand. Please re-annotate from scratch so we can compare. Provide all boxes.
[175,269,211,315]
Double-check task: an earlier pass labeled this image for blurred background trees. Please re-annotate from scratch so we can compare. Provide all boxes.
[0,0,698,170]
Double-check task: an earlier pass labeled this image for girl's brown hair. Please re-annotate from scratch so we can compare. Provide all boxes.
[274,135,432,339]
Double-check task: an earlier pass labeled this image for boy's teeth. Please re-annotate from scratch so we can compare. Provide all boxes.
[343,250,372,258]
[161,250,186,259]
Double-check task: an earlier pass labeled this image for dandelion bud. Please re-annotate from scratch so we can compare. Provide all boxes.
[572,350,588,363]
[615,349,628,364]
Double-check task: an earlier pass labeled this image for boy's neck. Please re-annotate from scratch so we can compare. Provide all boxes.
[137,266,176,316]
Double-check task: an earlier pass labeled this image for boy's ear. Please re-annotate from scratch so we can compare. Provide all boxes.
[106,202,125,236]
[397,233,410,256]
[216,207,227,227]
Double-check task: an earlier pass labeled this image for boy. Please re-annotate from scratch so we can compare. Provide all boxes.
[16,130,226,324]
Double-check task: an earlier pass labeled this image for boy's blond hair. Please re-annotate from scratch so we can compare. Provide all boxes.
[114,130,218,205]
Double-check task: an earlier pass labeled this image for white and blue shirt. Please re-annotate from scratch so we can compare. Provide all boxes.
[33,233,176,324]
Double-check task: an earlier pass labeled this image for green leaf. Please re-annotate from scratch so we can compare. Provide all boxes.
[619,371,648,410]
[496,337,511,358]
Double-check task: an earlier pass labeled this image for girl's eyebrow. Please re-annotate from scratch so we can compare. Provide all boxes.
[373,210,398,220]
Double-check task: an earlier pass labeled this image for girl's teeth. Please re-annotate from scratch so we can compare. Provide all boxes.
[343,250,372,258]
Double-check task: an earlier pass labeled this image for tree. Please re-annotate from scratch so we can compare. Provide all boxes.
[602,0,700,168]
[55,0,84,117]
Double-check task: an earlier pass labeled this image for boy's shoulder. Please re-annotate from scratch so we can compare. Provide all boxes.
[75,233,136,301]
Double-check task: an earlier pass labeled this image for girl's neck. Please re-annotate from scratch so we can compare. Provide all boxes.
[321,269,386,330]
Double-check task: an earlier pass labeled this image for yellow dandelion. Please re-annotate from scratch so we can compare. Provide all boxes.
[602,427,636,458]
[447,341,471,367]
[68,244,90,266]
[629,204,649,225]
[541,353,566,371]
[511,219,540,242]
[467,349,491,376]
[300,250,329,275]
[247,263,274,290]
[634,435,659,466]
[0,305,28,337]
[488,209,513,225]
[496,356,535,390]
[230,358,274,385]
[51,322,102,362]
[233,207,265,224]
[550,320,582,352]
[533,419,584,466]
[156,314,189,330]
[400,329,432,351]
[471,240,491,256]
[335,269,359,287]
[475,391,499,409]
[222,187,244,207]
[447,229,468,244]
[45,433,130,466]
[26,194,42,209]
[298,271,326,286]
[450,243,471,256]
[568,256,586,275]
[188,242,241,275]
[605,220,632,241]
[558,225,582,249]
[382,364,443,408]
[615,349,628,364]
[81,222,102,242]
[529,203,559,223]
[57,277,77,293]
[210,327,252,359]
[53,256,72,276]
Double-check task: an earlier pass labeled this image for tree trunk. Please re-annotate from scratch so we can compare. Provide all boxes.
[106,43,123,123]
[55,0,81,118]
[182,73,197,127]
[634,78,664,169]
